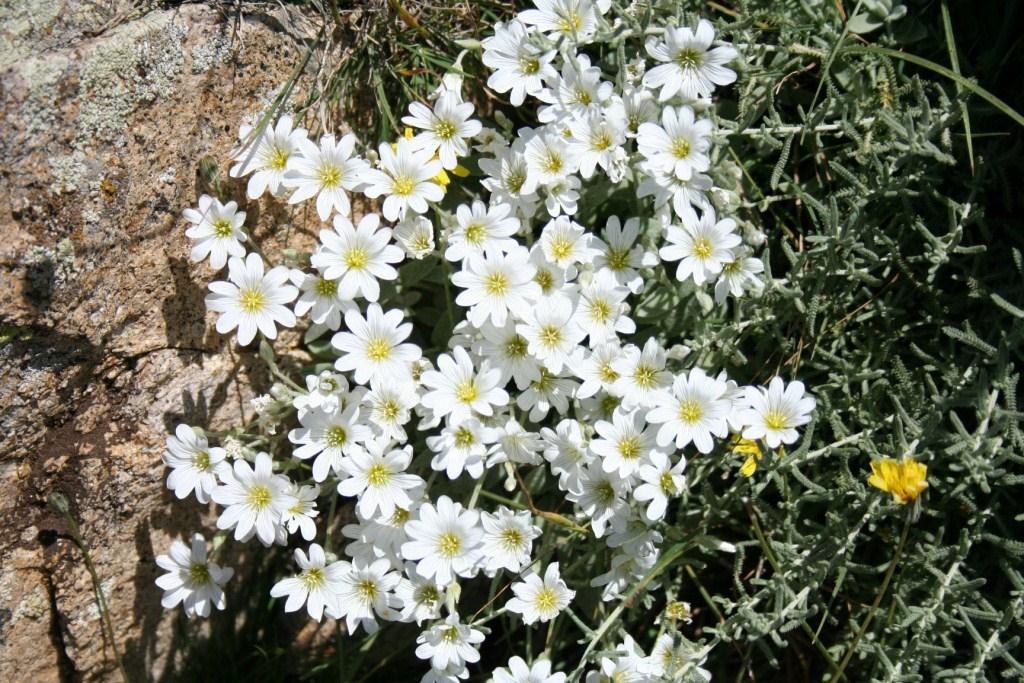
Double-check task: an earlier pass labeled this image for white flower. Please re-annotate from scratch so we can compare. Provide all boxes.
[488,418,543,466]
[494,656,566,683]
[646,367,731,453]
[270,543,346,621]
[480,145,539,217]
[539,216,599,270]
[520,0,601,42]
[183,194,247,269]
[609,86,659,137]
[163,424,230,504]
[516,368,579,422]
[480,507,540,575]
[529,244,572,298]
[642,19,739,102]
[338,439,424,519]
[401,495,483,584]
[592,216,658,294]
[482,20,558,106]
[590,407,660,478]
[293,270,355,330]
[445,200,520,262]
[575,269,635,345]
[332,557,402,633]
[739,377,816,448]
[312,213,403,302]
[283,133,369,220]
[637,105,713,180]
[415,614,485,672]
[420,345,509,423]
[362,139,444,221]
[506,563,575,624]
[638,166,714,219]
[395,215,437,259]
[542,175,582,217]
[524,131,578,190]
[633,451,686,522]
[537,53,612,124]
[426,418,498,480]
[451,247,540,328]
[567,462,631,537]
[396,563,446,625]
[567,110,626,179]
[403,91,482,170]
[282,483,320,541]
[364,379,418,441]
[332,303,423,385]
[541,418,593,489]
[714,247,765,303]
[212,452,295,546]
[343,506,416,568]
[294,370,350,415]
[155,533,233,618]
[474,320,542,391]
[289,403,373,482]
[205,252,298,346]
[660,209,742,285]
[517,294,586,374]
[229,114,308,199]
[570,343,623,400]
[611,338,672,408]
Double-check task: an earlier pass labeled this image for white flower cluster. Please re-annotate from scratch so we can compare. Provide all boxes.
[158,3,817,681]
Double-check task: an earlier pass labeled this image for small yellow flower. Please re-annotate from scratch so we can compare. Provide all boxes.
[867,458,928,505]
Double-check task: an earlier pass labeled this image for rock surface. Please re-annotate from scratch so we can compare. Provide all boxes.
[0,3,314,679]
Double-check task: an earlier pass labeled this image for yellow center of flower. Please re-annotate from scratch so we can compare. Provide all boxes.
[692,237,713,260]
[500,527,524,551]
[267,147,289,171]
[534,369,555,392]
[344,247,369,270]
[589,298,611,323]
[416,584,440,605]
[238,287,265,313]
[676,48,702,70]
[188,563,211,585]
[549,237,573,261]
[484,272,509,296]
[435,120,457,140]
[618,436,642,460]
[505,335,528,358]
[356,579,378,602]
[319,164,342,187]
[574,88,592,105]
[410,232,433,253]
[456,380,479,404]
[438,532,462,557]
[538,325,563,348]
[301,567,326,589]
[379,399,400,421]
[365,338,392,362]
[366,463,390,487]
[390,507,410,525]
[505,168,527,194]
[542,152,563,174]
[464,223,486,244]
[764,410,789,430]
[212,218,234,238]
[534,587,558,613]
[671,138,691,159]
[247,484,272,510]
[441,626,461,642]
[678,400,703,424]
[660,472,678,494]
[599,361,619,383]
[192,450,211,471]
[315,277,338,297]
[325,426,348,448]
[591,131,612,150]
[393,175,416,195]
[535,269,554,292]
[454,426,476,449]
[632,365,657,388]
[601,395,620,415]
[557,11,583,33]
[596,480,616,505]
[520,56,540,74]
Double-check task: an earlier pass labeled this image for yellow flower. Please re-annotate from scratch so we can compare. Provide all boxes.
[867,458,928,505]
[733,436,784,477]
[393,127,469,191]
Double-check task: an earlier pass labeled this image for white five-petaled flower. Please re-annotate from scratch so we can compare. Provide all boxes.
[229,114,308,199]
[415,614,486,672]
[611,338,672,408]
[362,139,444,221]
[163,424,230,504]
[524,131,579,191]
[332,304,423,385]
[288,403,373,482]
[593,216,659,294]
[395,562,445,625]
[403,91,482,170]
[739,377,816,448]
[659,209,742,286]
[715,247,765,303]
[155,533,233,618]
[283,133,369,221]
[420,345,509,423]
[520,0,602,42]
[482,19,558,106]
[270,543,346,621]
[567,110,626,179]
[401,495,483,585]
[516,294,586,374]
[211,452,295,546]
[183,194,247,269]
[480,506,541,575]
[637,105,713,180]
[642,19,739,102]
[333,558,402,634]
[445,200,520,262]
[475,319,542,390]
[646,367,731,453]
[364,379,418,442]
[575,268,635,346]
[338,439,423,520]
[394,215,437,260]
[590,407,660,478]
[312,213,403,302]
[506,562,575,624]
[426,417,498,480]
[539,216,600,270]
[282,483,320,541]
[493,656,567,683]
[205,252,298,346]
[292,270,355,330]
[570,342,623,400]
[451,246,540,328]
[633,451,686,522]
